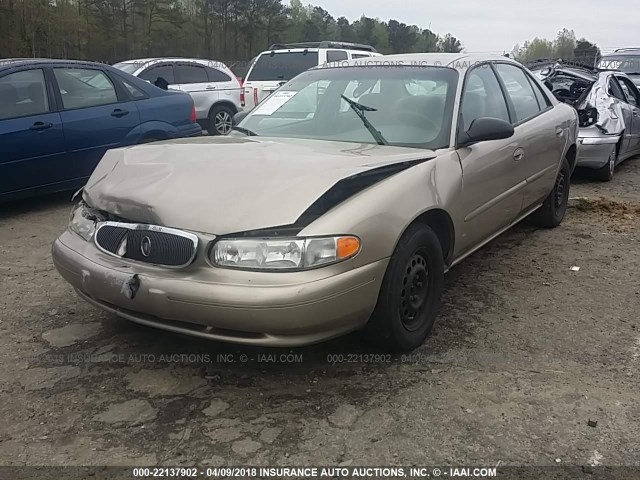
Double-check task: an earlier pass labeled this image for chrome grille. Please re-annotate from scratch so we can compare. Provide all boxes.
[94,222,198,268]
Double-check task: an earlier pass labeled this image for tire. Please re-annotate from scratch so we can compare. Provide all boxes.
[364,224,445,352]
[208,105,234,136]
[532,158,571,228]
[594,147,616,182]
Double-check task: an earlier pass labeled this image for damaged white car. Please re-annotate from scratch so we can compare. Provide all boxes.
[530,60,640,181]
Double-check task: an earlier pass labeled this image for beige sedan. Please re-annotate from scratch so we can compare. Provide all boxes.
[52,54,579,351]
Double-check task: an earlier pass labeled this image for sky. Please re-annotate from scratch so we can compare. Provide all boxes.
[312,0,638,54]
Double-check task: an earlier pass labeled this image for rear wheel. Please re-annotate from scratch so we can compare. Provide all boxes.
[594,147,616,182]
[364,224,444,352]
[208,105,234,136]
[532,158,570,228]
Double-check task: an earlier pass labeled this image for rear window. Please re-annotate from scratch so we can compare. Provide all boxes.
[247,51,319,82]
[113,62,139,74]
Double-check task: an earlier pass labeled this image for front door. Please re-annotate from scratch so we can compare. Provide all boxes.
[455,63,523,256]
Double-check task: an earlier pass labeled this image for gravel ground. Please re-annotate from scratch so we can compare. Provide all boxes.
[0,158,638,470]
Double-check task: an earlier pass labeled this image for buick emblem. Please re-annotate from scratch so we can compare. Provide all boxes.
[140,236,152,257]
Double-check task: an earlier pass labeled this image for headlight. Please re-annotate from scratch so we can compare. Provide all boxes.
[211,236,360,270]
[69,202,98,241]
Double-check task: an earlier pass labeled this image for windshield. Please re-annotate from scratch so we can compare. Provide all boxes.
[236,66,458,150]
[113,62,139,74]
[598,55,640,74]
[246,51,320,82]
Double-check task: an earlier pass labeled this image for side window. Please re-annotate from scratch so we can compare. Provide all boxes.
[460,65,510,132]
[494,63,542,123]
[139,65,175,85]
[326,50,348,62]
[608,77,626,102]
[352,53,370,59]
[174,64,208,84]
[0,69,49,120]
[120,78,146,99]
[205,67,232,83]
[53,68,118,110]
[617,76,640,107]
[527,73,552,108]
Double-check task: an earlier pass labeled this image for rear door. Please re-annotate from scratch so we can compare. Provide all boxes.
[493,62,563,211]
[243,51,319,109]
[455,63,523,254]
[173,62,215,121]
[608,76,634,156]
[0,67,66,196]
[205,65,240,109]
[52,66,140,179]
[615,75,640,155]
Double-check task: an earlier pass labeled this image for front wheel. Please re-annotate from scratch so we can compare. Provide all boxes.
[364,224,444,352]
[208,105,234,136]
[532,158,571,228]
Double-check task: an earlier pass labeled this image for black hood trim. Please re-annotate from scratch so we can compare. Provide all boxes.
[222,158,430,238]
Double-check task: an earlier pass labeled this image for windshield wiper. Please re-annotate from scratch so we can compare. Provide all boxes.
[231,126,258,136]
[340,95,388,146]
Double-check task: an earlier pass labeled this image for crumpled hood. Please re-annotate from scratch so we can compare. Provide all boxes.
[83,136,434,235]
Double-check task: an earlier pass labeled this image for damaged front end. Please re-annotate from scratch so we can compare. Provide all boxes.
[531,61,625,137]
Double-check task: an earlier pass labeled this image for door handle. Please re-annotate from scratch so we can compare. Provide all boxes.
[30,121,53,131]
[111,108,129,118]
[555,127,564,137]
[513,148,525,162]
[206,85,216,90]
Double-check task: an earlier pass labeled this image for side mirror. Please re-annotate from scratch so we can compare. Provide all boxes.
[459,117,514,147]
[233,111,249,125]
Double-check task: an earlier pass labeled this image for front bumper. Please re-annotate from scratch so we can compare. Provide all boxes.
[52,230,387,347]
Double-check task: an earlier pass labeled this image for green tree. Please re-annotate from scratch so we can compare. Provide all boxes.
[574,38,601,66]
[388,19,417,54]
[439,33,462,53]
[554,28,576,60]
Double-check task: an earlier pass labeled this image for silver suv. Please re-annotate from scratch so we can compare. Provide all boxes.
[114,58,242,135]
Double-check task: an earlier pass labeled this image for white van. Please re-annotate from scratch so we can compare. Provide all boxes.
[242,41,380,110]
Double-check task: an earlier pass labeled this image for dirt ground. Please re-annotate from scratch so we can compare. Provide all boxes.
[0,158,639,470]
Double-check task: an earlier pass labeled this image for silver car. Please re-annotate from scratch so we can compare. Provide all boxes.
[53,54,578,351]
[114,58,242,135]
[531,60,640,181]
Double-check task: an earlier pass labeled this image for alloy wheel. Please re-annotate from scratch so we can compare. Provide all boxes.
[215,111,233,135]
[608,150,616,178]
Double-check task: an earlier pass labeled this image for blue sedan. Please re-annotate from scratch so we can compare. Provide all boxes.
[0,59,202,201]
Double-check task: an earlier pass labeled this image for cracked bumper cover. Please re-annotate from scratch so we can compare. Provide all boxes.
[52,230,388,346]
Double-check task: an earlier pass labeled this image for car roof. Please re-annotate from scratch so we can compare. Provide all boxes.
[316,53,520,70]
[0,58,111,73]
[116,58,230,68]
[604,48,640,56]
